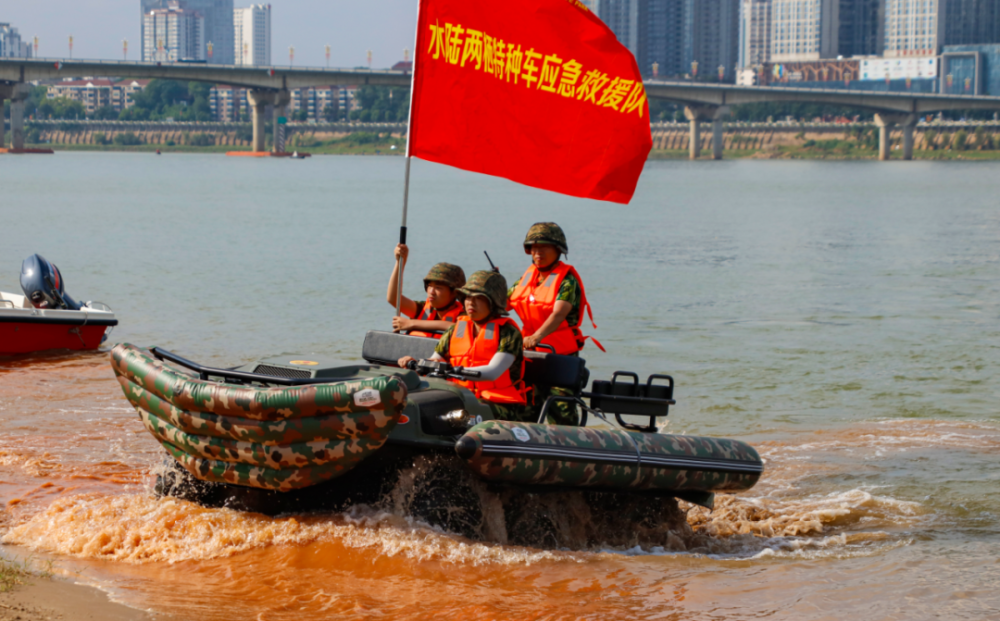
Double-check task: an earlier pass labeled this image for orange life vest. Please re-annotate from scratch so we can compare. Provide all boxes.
[408,299,464,339]
[448,317,526,405]
[508,261,601,355]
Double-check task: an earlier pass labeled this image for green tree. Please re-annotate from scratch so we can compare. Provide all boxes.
[953,130,968,151]
[349,86,409,122]
[37,97,85,120]
[113,132,144,146]
[125,79,213,121]
[729,101,869,122]
[90,106,119,120]
[188,132,215,146]
[23,86,49,119]
[7,86,49,119]
[923,129,938,150]
[118,106,151,121]
[972,126,991,150]
[648,99,679,122]
[322,103,339,122]
[292,109,308,122]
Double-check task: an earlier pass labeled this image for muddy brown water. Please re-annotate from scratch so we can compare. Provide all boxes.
[1,154,998,619]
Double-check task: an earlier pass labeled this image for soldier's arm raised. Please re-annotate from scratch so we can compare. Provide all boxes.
[387,244,418,316]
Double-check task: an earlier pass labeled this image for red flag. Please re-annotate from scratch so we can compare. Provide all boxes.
[408,0,652,204]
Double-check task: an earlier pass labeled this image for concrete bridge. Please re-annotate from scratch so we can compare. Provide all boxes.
[645,81,1000,160]
[0,59,411,153]
[4,58,1000,160]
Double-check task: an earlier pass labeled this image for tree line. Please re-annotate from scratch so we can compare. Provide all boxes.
[6,81,991,123]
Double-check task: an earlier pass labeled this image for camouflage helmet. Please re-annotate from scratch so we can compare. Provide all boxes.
[457,270,509,316]
[423,262,466,291]
[523,222,568,255]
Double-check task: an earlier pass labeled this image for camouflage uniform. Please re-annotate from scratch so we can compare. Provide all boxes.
[512,223,582,426]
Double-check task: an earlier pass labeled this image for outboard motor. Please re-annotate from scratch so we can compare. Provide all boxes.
[20,254,82,310]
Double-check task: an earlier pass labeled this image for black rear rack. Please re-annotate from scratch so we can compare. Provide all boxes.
[538,371,675,432]
[150,347,337,386]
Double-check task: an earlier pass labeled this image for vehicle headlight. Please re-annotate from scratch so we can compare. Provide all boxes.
[441,409,478,431]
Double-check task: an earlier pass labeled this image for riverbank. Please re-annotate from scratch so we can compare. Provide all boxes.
[26,142,404,156]
[13,142,1000,159]
[0,556,158,621]
[9,119,1000,160]
[649,145,1000,159]
[0,578,160,621]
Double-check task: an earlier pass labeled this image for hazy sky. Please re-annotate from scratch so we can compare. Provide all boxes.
[2,1,419,68]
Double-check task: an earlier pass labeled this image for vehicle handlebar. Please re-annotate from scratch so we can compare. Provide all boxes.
[406,359,481,379]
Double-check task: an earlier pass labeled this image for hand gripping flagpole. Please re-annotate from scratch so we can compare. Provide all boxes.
[395,0,423,319]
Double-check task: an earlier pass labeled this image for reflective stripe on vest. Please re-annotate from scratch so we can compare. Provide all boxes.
[508,261,598,355]
[409,299,464,339]
[447,317,526,405]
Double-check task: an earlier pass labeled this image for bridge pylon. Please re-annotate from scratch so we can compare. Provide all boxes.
[272,89,291,153]
[247,89,277,153]
[0,83,31,151]
[684,105,730,160]
[874,113,918,161]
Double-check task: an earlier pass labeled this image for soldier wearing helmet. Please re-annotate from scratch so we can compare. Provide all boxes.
[387,244,466,339]
[399,270,527,421]
[508,223,601,426]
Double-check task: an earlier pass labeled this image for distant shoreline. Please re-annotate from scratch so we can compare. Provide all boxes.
[9,119,1000,160]
[13,143,1000,160]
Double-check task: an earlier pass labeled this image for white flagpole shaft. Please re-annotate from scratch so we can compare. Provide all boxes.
[394,156,412,318]
[395,0,422,320]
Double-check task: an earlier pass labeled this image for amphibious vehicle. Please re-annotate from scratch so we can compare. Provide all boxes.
[112,331,763,523]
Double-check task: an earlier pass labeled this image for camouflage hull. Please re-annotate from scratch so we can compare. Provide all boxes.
[455,421,763,494]
[111,344,408,492]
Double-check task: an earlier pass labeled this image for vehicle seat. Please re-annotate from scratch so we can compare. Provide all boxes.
[523,351,590,393]
[362,331,439,366]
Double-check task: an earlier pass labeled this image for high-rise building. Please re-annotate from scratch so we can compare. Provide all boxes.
[838,0,884,56]
[770,0,836,61]
[598,0,643,55]
[643,0,689,77]
[689,0,741,79]
[234,4,271,66]
[599,0,736,79]
[883,0,943,56]
[943,0,1000,46]
[141,0,234,64]
[739,0,772,68]
[883,0,1000,58]
[143,3,205,62]
[769,0,883,61]
[0,23,32,58]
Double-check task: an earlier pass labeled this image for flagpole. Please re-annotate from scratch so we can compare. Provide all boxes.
[394,157,411,318]
[395,0,423,320]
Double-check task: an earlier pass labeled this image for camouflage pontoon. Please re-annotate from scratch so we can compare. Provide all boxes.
[111,332,763,516]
